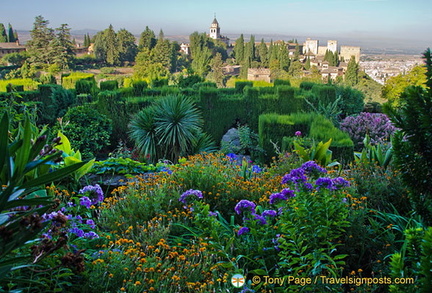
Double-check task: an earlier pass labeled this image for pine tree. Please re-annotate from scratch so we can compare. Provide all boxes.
[50,24,75,69]
[233,34,244,64]
[84,33,91,47]
[139,26,156,50]
[26,15,55,67]
[94,25,120,65]
[209,52,225,87]
[7,23,16,42]
[0,23,7,42]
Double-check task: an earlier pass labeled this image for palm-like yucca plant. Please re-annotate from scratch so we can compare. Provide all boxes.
[154,95,203,162]
[129,95,215,163]
[129,105,160,161]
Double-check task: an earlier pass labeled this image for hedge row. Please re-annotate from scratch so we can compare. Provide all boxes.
[259,112,354,163]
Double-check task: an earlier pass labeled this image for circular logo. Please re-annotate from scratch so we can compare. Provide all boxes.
[231,274,246,288]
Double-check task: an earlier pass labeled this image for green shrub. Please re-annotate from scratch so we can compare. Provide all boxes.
[0,78,40,92]
[131,80,148,96]
[235,81,253,93]
[62,72,95,90]
[58,106,112,159]
[100,80,118,91]
[274,79,291,86]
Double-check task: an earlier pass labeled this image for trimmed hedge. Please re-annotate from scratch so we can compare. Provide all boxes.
[0,78,40,92]
[62,73,95,90]
[259,112,353,163]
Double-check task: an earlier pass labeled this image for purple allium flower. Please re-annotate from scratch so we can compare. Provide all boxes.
[262,210,277,218]
[301,161,327,175]
[252,213,267,225]
[179,189,203,205]
[342,198,347,203]
[252,165,262,173]
[331,177,350,190]
[295,131,302,137]
[237,227,250,236]
[315,177,333,190]
[234,200,257,215]
[79,196,92,209]
[79,184,104,204]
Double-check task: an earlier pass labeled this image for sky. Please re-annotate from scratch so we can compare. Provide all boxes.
[1,0,431,50]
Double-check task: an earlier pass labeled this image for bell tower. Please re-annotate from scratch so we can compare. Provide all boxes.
[209,14,220,40]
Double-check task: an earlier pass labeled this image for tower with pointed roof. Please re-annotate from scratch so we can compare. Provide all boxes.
[209,15,220,40]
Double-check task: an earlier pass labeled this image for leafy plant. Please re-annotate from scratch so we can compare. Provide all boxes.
[91,157,157,175]
[293,138,336,167]
[0,113,85,282]
[354,134,393,169]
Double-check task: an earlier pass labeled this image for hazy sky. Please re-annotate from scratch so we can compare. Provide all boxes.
[1,0,431,46]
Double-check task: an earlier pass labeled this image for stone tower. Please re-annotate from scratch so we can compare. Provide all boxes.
[327,40,337,53]
[209,16,220,40]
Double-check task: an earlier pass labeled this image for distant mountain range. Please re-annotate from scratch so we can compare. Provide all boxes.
[16,30,428,56]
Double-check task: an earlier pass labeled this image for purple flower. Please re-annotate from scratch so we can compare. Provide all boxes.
[160,167,173,174]
[79,184,104,204]
[86,219,96,229]
[315,177,333,190]
[262,210,277,218]
[281,168,307,185]
[295,131,302,137]
[301,161,327,175]
[237,227,250,236]
[179,189,203,205]
[252,213,267,225]
[209,211,218,217]
[84,231,99,239]
[79,196,92,209]
[69,227,85,238]
[269,188,295,205]
[226,153,238,161]
[331,177,350,190]
[234,200,256,215]
[252,165,262,173]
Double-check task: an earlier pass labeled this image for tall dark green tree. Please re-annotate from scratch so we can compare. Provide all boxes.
[7,23,16,42]
[0,24,7,42]
[345,56,359,86]
[26,15,55,68]
[139,26,156,50]
[233,34,244,64]
[93,25,120,65]
[117,28,138,63]
[257,38,268,67]
[208,52,225,87]
[83,33,91,47]
[384,49,432,224]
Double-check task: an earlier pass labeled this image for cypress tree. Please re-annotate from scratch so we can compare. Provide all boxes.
[233,34,244,64]
[0,24,7,42]
[139,26,156,50]
[7,23,16,42]
[345,56,359,86]
[257,38,268,67]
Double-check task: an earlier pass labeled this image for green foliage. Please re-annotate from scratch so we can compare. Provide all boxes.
[274,79,291,86]
[354,134,393,169]
[0,113,85,282]
[57,106,112,159]
[91,157,157,175]
[384,49,432,224]
[293,138,334,167]
[382,65,427,106]
[345,56,360,86]
[235,81,253,93]
[37,84,76,124]
[389,227,432,292]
